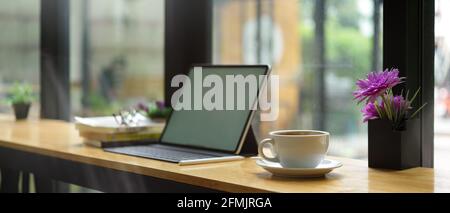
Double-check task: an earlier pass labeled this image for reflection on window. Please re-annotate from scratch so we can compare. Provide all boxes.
[213,0,383,159]
[70,0,164,117]
[0,0,40,118]
[435,0,450,170]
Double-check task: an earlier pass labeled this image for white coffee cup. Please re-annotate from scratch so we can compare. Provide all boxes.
[258,130,330,168]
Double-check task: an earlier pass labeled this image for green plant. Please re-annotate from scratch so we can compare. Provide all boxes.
[4,83,35,105]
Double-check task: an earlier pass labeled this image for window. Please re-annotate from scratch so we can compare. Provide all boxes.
[0,0,40,118]
[435,0,450,170]
[213,0,383,159]
[70,0,164,117]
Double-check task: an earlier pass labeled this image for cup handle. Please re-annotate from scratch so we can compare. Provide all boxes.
[258,138,279,162]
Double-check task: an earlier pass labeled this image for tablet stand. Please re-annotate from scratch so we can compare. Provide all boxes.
[238,126,258,156]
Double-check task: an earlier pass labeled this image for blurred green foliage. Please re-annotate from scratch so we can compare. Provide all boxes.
[299,0,372,135]
[4,82,35,105]
[86,93,121,116]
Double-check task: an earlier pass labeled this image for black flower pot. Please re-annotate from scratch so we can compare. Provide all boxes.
[368,119,421,170]
[13,103,31,120]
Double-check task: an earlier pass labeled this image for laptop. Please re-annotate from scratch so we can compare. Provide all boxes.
[104,65,271,165]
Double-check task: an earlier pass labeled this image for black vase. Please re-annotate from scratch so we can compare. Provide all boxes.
[13,103,31,120]
[368,119,421,170]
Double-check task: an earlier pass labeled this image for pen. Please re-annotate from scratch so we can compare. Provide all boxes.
[178,156,245,166]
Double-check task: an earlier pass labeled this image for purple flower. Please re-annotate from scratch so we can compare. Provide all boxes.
[354,68,426,128]
[353,68,403,103]
[136,102,149,112]
[156,101,166,110]
[361,95,411,123]
[386,95,411,118]
[362,102,382,122]
[392,95,409,112]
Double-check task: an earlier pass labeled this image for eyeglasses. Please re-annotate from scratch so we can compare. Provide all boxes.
[112,109,140,126]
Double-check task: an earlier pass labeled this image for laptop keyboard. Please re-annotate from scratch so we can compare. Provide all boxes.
[104,144,234,163]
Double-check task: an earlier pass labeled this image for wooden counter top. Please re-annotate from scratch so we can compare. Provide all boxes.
[1,115,449,192]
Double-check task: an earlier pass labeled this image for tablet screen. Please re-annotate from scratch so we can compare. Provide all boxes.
[160,65,269,153]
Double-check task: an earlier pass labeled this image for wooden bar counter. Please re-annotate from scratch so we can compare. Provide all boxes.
[1,115,449,192]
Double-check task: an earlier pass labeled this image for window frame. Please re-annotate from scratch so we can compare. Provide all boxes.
[381,0,434,167]
[40,0,71,121]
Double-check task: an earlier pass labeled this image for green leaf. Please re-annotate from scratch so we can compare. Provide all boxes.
[410,103,427,119]
[409,87,421,105]
[374,101,383,119]
[381,94,392,121]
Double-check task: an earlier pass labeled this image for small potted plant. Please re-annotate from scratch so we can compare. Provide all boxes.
[4,83,35,120]
[353,68,426,169]
[136,101,172,122]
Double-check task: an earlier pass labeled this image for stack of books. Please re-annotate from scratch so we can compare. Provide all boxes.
[75,115,165,148]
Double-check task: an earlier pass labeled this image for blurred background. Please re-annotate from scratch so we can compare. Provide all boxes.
[212,0,382,160]
[434,0,450,170]
[0,0,448,167]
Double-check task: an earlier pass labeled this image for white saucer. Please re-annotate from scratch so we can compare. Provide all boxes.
[256,158,342,178]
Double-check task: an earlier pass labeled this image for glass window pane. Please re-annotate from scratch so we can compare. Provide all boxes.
[435,0,450,169]
[70,0,164,117]
[0,0,40,118]
[213,0,383,159]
